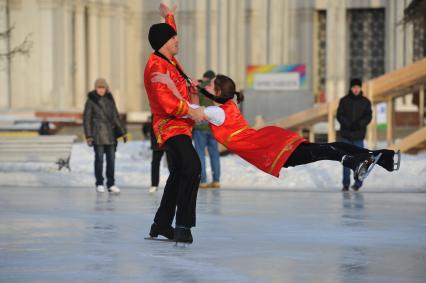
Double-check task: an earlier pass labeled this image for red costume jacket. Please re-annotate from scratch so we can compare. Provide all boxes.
[144,15,194,145]
[209,101,306,177]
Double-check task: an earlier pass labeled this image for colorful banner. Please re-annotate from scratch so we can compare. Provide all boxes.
[246,64,306,90]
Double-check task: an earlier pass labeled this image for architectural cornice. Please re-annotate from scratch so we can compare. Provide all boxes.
[37,0,62,9]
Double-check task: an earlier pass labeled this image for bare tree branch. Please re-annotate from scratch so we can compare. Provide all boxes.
[0,25,34,60]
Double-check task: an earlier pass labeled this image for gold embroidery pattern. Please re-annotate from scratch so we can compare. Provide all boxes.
[156,118,172,144]
[224,126,249,147]
[268,137,303,174]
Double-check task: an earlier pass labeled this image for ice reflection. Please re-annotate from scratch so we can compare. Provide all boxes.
[339,192,368,282]
[341,192,365,227]
[95,193,118,212]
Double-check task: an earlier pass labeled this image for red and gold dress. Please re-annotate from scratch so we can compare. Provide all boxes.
[144,14,193,145]
[209,101,306,177]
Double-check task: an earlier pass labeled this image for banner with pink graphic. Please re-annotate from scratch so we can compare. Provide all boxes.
[246,64,306,90]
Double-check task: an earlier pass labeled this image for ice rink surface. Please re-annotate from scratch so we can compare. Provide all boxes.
[0,186,425,283]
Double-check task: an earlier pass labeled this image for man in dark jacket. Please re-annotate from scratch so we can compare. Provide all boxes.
[337,78,372,191]
[83,78,127,193]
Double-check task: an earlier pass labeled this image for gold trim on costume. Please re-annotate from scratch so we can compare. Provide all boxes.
[268,137,303,174]
[224,126,249,147]
[164,125,190,131]
[175,100,184,116]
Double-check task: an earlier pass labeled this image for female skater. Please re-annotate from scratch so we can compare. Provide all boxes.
[151,72,399,182]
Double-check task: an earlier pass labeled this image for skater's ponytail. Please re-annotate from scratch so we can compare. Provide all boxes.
[212,74,244,104]
[235,90,244,104]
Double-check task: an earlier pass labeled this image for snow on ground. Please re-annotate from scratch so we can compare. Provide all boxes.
[0,141,425,192]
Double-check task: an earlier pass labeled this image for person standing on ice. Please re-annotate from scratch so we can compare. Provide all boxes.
[144,3,205,243]
[337,78,372,191]
[151,72,399,181]
[83,78,127,194]
[193,70,222,189]
[142,114,172,193]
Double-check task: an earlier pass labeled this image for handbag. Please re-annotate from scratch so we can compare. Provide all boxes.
[113,126,124,138]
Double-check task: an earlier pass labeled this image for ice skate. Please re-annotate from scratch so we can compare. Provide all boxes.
[148,223,174,240]
[174,227,193,244]
[373,149,401,171]
[354,153,382,182]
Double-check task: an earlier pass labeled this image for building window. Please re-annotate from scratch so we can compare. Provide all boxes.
[348,9,385,81]
[316,10,327,102]
[413,13,426,61]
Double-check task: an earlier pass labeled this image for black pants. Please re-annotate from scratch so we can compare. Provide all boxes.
[153,135,201,228]
[284,142,370,168]
[151,149,172,187]
[94,144,116,188]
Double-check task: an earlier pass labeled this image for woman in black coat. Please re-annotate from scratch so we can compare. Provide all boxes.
[83,78,127,193]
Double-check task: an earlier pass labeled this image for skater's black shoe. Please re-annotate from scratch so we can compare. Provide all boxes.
[351,184,361,191]
[341,153,372,171]
[149,223,174,240]
[174,226,193,243]
[342,186,349,192]
[373,149,400,171]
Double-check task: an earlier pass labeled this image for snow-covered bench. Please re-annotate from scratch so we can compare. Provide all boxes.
[0,135,77,170]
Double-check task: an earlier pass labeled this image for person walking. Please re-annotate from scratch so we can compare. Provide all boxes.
[193,70,221,189]
[337,78,372,191]
[144,3,205,243]
[83,78,127,194]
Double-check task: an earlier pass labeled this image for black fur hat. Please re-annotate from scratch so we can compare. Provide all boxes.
[148,23,177,51]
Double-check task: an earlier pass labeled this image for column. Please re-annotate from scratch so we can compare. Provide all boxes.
[74,0,87,109]
[234,0,245,89]
[194,0,207,78]
[0,0,10,109]
[269,0,284,63]
[325,0,346,102]
[227,1,238,78]
[115,4,127,111]
[56,1,73,108]
[246,0,267,65]
[98,3,111,80]
[125,0,143,112]
[87,2,99,86]
[216,0,229,74]
[38,0,56,107]
[207,0,218,72]
[281,0,293,64]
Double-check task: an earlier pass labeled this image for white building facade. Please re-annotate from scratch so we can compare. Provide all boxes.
[0,0,423,116]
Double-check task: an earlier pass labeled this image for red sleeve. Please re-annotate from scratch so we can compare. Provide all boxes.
[149,64,188,117]
[165,14,177,32]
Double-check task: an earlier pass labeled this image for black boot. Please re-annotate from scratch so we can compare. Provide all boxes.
[373,149,395,171]
[149,223,174,240]
[174,226,193,243]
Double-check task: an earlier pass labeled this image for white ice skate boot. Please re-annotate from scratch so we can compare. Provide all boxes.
[108,185,120,193]
[149,186,158,193]
[96,185,105,193]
